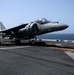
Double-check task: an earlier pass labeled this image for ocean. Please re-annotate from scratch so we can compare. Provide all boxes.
[37,34,74,41]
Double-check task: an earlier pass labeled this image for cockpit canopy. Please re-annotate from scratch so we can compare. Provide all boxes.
[35,18,59,24]
[35,18,50,24]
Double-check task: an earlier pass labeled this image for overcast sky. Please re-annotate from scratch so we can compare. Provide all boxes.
[0,0,74,34]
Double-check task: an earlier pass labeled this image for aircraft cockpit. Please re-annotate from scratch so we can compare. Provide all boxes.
[36,18,50,24]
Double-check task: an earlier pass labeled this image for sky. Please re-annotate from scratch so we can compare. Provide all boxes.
[0,0,74,34]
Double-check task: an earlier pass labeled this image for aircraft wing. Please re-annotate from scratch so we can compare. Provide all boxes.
[0,23,28,34]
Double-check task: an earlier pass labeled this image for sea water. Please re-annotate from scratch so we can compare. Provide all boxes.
[37,34,74,40]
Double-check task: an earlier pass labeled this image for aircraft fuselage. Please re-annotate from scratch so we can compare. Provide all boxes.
[16,19,68,39]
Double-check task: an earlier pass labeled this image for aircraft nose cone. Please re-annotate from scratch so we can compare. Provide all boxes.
[62,24,69,29]
[55,24,69,31]
[63,25,69,29]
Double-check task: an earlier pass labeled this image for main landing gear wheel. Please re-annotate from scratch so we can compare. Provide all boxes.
[29,38,37,45]
[15,40,21,44]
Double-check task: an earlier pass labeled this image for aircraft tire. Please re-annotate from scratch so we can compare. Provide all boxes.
[15,40,21,44]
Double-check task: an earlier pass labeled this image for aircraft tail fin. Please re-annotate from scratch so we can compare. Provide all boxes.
[0,22,6,38]
[0,22,6,30]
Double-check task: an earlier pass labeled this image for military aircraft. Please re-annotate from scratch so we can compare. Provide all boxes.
[0,18,68,44]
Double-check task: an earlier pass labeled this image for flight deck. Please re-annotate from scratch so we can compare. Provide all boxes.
[0,39,74,75]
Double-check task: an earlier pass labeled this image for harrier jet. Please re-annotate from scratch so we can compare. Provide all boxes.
[0,18,68,44]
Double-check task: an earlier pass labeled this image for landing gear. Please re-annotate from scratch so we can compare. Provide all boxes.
[29,37,37,44]
[15,40,21,44]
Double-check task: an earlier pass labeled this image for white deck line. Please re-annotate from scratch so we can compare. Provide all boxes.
[64,51,74,60]
[0,46,30,50]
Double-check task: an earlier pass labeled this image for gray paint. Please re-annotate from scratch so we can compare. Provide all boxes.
[0,18,68,40]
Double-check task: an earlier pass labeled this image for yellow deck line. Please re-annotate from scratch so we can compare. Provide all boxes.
[47,47,74,51]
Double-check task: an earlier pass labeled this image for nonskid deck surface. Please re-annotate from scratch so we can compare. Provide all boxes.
[0,39,74,75]
[0,44,74,75]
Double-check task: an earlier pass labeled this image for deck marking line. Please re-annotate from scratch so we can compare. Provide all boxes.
[64,51,74,60]
[0,46,30,50]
